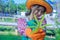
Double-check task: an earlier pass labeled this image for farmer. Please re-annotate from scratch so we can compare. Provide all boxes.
[17,0,53,40]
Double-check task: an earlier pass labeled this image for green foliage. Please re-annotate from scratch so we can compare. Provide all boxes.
[18,4,26,12]
[0,0,26,14]
[0,26,15,31]
[0,6,2,12]
[54,17,60,34]
[55,28,60,40]
[0,34,21,40]
[54,15,60,40]
[4,7,10,12]
[0,0,17,14]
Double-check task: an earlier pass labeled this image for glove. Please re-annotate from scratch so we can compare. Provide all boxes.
[25,28,46,40]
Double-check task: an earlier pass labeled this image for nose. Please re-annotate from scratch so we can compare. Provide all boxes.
[37,10,42,15]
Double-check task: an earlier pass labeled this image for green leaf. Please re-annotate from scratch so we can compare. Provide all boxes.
[42,24,52,28]
[34,15,39,25]
[31,27,39,34]
[39,13,46,27]
[31,12,46,34]
[56,21,60,25]
[30,21,37,25]
[29,26,36,28]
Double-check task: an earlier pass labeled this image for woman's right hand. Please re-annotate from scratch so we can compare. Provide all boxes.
[31,6,38,13]
[29,6,38,20]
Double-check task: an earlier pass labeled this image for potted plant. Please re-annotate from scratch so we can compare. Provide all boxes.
[29,13,52,34]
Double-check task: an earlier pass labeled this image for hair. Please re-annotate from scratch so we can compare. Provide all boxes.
[25,4,46,16]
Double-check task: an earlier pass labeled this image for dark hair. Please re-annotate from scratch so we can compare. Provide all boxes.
[32,4,46,12]
[25,10,31,16]
[25,4,46,16]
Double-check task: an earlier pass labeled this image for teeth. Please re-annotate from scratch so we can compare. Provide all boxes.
[38,16,42,18]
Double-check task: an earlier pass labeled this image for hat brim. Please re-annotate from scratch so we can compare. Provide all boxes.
[26,0,53,14]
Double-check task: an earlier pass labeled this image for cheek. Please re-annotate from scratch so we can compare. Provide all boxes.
[34,10,38,14]
[39,12,44,16]
[35,12,38,15]
[37,13,42,16]
[34,11,43,17]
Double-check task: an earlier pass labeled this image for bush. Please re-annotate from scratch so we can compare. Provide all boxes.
[0,26,15,31]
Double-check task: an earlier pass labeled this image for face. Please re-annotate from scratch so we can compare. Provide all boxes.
[31,5,46,19]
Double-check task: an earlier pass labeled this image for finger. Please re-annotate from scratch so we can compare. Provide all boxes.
[34,9,38,13]
[37,32,46,39]
[32,33,41,38]
[32,6,38,10]
[38,38,44,40]
[29,13,34,20]
[31,6,38,13]
[34,32,46,37]
[39,28,45,33]
[32,34,44,40]
[32,38,37,40]
[41,32,46,37]
[31,32,46,40]
[33,29,44,34]
[35,33,45,40]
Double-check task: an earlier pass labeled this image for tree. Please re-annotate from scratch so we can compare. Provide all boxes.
[8,0,17,14]
[0,0,4,12]
[18,4,26,12]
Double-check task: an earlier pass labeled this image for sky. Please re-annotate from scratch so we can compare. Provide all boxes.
[14,0,26,4]
[13,0,56,5]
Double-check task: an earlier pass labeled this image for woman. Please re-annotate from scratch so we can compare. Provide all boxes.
[17,0,53,40]
[25,4,47,40]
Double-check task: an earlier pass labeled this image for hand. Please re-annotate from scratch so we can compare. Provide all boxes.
[25,28,46,40]
[31,6,38,13]
[29,6,38,20]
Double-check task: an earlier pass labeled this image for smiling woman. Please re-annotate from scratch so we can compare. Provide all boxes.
[17,0,53,40]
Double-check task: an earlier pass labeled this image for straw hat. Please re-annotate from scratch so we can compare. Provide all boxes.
[26,0,53,14]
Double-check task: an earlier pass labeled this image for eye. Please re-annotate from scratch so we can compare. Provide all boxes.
[38,7,45,12]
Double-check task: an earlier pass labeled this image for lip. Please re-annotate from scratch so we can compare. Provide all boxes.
[36,15,41,17]
[37,15,43,19]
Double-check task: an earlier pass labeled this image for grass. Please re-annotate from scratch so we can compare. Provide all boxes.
[44,36,55,40]
[0,18,16,22]
[0,35,21,40]
[0,34,55,40]
[0,31,56,40]
[0,31,21,40]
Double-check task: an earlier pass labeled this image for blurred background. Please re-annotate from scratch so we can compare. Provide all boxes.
[0,0,60,40]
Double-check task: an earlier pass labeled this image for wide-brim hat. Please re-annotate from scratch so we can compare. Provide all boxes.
[26,0,53,14]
